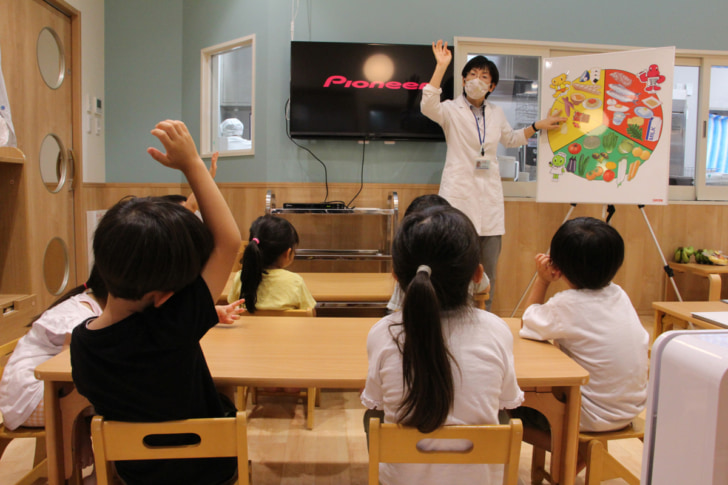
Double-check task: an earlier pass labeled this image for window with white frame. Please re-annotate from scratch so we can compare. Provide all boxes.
[200,34,255,158]
[454,37,728,201]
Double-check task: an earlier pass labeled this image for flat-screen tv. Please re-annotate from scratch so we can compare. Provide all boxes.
[289,41,454,141]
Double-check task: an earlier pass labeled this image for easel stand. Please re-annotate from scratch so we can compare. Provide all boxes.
[510,203,682,318]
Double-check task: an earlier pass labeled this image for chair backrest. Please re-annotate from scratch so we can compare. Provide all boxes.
[91,411,248,485]
[368,417,522,485]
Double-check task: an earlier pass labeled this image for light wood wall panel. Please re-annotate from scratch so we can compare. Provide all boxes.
[79,183,728,316]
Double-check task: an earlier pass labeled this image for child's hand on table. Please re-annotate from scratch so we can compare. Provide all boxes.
[215,298,245,324]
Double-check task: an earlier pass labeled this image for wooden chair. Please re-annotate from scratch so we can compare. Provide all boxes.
[580,416,644,485]
[368,417,523,485]
[238,307,321,430]
[473,290,490,310]
[529,415,644,485]
[91,411,249,485]
[0,338,48,485]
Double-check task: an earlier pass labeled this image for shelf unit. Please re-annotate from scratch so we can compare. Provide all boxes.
[265,190,399,265]
[0,147,37,343]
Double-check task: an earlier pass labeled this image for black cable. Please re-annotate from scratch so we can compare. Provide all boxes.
[284,98,331,203]
[346,137,366,208]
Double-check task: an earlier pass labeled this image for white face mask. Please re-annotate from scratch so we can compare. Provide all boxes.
[464,78,489,100]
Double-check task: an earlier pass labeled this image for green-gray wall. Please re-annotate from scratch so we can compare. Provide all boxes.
[105,0,728,183]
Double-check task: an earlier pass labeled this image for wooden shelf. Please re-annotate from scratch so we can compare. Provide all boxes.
[0,294,37,343]
[0,146,25,164]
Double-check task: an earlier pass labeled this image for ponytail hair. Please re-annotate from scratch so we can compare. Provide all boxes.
[239,215,300,313]
[28,265,108,325]
[392,206,480,433]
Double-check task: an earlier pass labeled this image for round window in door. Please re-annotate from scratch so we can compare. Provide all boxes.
[37,26,65,89]
[43,237,69,296]
[38,133,68,193]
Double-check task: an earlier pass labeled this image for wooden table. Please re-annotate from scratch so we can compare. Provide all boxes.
[666,262,728,301]
[653,300,728,342]
[35,317,587,485]
[219,272,395,304]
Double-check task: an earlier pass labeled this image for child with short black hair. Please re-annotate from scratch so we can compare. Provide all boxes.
[227,214,315,313]
[519,216,649,433]
[71,120,241,485]
[362,206,523,485]
[386,194,489,313]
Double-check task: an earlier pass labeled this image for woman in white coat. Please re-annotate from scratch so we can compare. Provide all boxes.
[421,39,564,311]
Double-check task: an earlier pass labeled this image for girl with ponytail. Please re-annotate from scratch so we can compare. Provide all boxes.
[0,266,107,429]
[361,206,524,485]
[227,214,315,313]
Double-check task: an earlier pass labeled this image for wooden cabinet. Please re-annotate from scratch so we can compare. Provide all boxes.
[0,147,37,343]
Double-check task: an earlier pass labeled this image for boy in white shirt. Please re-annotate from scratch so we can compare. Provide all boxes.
[516,217,649,462]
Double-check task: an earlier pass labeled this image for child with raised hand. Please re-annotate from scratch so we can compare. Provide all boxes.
[519,217,649,433]
[361,206,524,485]
[227,214,315,313]
[70,120,241,485]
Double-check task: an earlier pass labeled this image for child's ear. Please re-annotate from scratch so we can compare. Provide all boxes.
[472,264,484,284]
[152,290,175,308]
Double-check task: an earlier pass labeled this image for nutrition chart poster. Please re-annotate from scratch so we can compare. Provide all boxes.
[537,47,674,205]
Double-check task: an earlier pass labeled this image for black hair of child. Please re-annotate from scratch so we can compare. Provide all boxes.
[550,216,624,290]
[391,205,480,433]
[158,194,188,205]
[239,215,300,313]
[461,55,499,99]
[93,196,214,300]
[403,194,451,218]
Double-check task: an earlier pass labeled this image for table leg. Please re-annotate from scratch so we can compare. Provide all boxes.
[653,310,665,345]
[560,386,581,485]
[43,381,65,485]
[707,274,722,301]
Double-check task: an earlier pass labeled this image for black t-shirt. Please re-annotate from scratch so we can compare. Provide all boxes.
[71,277,236,485]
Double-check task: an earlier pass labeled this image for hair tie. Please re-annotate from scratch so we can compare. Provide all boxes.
[416,265,432,276]
[252,238,260,244]
[83,282,88,290]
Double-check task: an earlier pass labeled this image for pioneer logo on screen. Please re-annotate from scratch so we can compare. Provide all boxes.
[323,75,427,90]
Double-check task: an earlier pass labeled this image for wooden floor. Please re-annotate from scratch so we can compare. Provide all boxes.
[0,315,653,485]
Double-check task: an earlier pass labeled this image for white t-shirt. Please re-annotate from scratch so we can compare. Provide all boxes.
[0,293,102,429]
[362,308,524,485]
[520,283,649,432]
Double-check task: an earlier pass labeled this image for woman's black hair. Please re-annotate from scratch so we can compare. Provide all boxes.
[239,215,299,313]
[392,206,480,433]
[28,265,108,325]
[93,196,214,300]
[461,55,499,99]
[550,217,624,290]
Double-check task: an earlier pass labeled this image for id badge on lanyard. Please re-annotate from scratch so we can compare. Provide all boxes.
[473,105,490,170]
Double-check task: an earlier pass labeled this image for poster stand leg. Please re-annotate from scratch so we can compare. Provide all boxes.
[510,203,578,318]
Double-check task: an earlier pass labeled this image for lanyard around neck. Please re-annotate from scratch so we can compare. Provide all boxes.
[472,104,486,156]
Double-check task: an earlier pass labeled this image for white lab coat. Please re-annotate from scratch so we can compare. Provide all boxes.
[421,84,527,236]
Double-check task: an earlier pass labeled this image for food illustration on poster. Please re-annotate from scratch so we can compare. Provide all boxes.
[537,47,674,205]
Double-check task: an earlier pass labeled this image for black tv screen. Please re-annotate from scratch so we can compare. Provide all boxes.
[289,41,454,141]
